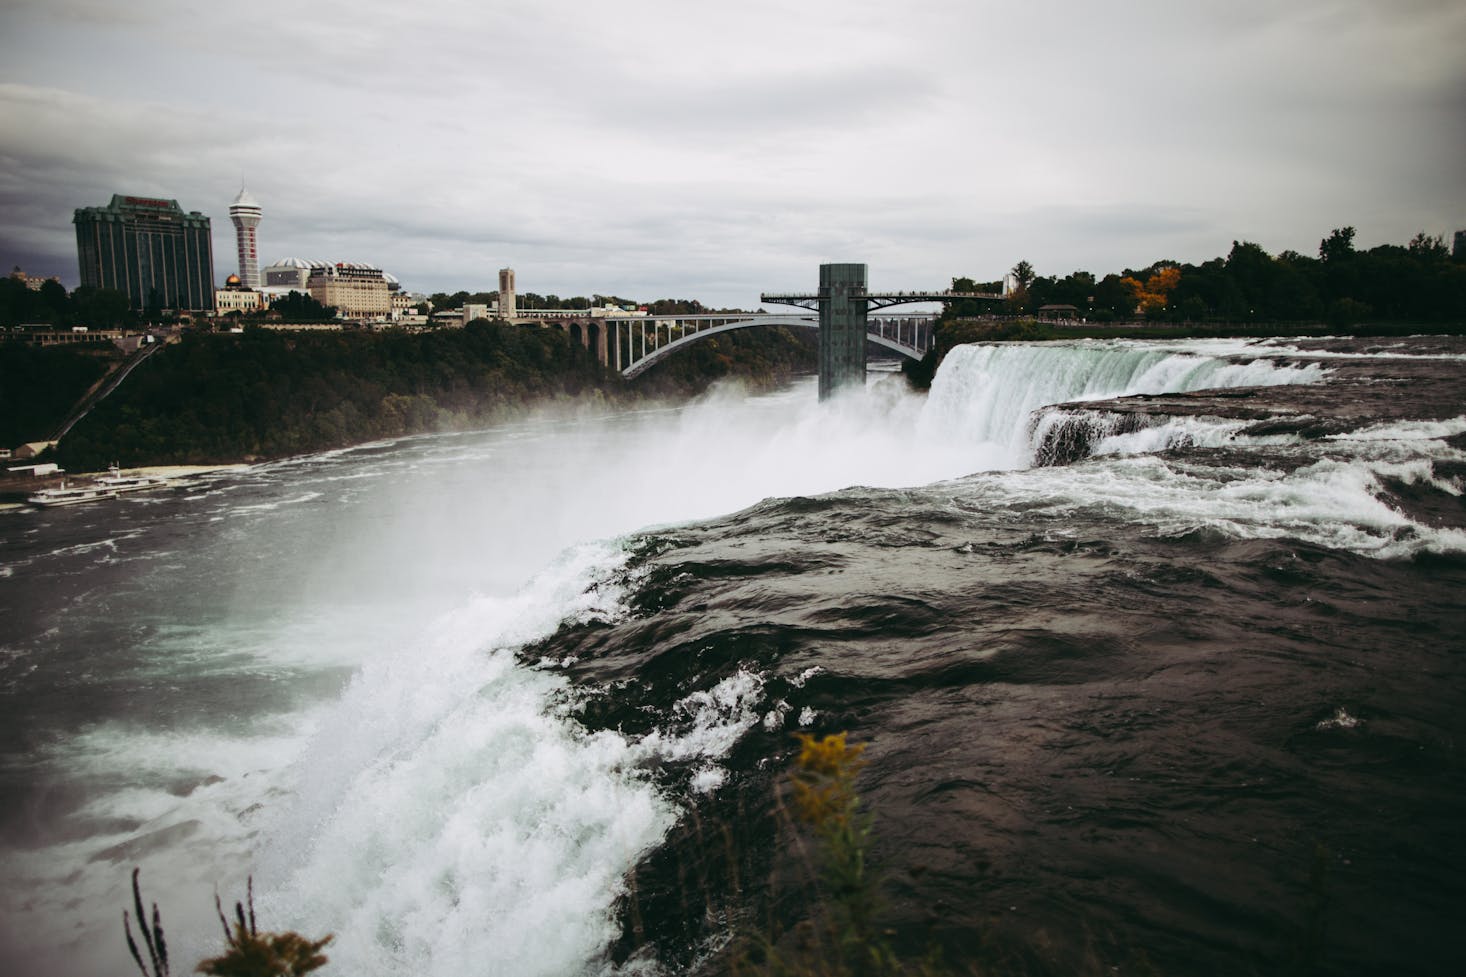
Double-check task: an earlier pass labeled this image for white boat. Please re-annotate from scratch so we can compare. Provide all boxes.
[94,464,170,495]
[28,482,120,508]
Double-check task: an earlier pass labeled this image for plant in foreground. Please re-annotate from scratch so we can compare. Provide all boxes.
[124,869,332,977]
[735,731,913,977]
[125,867,171,977]
[789,731,882,963]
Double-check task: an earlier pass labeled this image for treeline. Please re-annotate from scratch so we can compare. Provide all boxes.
[901,228,1466,389]
[958,227,1466,325]
[0,276,134,328]
[49,319,816,470]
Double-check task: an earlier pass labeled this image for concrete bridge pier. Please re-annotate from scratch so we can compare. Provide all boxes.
[594,321,609,367]
[819,263,868,400]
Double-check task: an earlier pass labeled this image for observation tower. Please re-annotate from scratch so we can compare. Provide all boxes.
[228,187,263,289]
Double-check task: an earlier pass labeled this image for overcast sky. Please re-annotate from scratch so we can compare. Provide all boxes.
[2,0,1463,307]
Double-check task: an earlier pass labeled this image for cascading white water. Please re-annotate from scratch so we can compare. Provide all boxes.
[918,339,1328,467]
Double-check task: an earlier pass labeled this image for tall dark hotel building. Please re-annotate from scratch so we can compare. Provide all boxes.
[74,194,215,310]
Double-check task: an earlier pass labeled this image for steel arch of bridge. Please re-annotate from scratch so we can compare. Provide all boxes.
[616,313,933,379]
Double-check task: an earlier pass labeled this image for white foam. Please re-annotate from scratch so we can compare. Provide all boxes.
[245,542,678,977]
[1087,415,1304,456]
[227,491,324,515]
[921,340,1327,468]
[1327,416,1466,443]
[1316,707,1362,730]
[961,451,1466,559]
[635,668,768,768]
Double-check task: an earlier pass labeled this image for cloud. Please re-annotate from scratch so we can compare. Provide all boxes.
[2,1,1464,306]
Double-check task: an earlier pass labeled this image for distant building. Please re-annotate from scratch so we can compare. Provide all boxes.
[391,291,419,316]
[1455,230,1466,261]
[308,262,391,318]
[498,267,516,318]
[8,267,59,291]
[13,443,58,462]
[1037,304,1080,319]
[215,273,265,315]
[588,304,647,318]
[73,194,215,311]
[229,187,263,289]
[263,257,313,289]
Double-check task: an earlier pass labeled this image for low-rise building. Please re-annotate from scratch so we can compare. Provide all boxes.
[215,274,265,315]
[589,303,648,318]
[307,263,391,319]
[391,291,420,316]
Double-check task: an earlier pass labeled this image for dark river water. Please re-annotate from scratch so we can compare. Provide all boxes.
[1,338,1463,976]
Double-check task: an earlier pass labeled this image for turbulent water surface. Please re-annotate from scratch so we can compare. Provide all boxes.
[1,337,1463,977]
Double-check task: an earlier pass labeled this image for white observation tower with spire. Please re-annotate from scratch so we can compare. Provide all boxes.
[229,187,263,289]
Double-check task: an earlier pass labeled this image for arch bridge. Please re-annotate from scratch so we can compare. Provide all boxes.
[517,263,1004,398]
[519,312,937,379]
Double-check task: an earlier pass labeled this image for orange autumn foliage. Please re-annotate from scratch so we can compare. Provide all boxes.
[1122,266,1182,313]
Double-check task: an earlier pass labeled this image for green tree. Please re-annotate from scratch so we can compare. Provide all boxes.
[39,279,70,320]
[1407,232,1449,261]
[270,291,336,322]
[73,286,134,328]
[1319,226,1356,263]
[1009,260,1035,291]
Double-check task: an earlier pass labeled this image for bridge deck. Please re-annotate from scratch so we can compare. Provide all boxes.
[761,290,1004,304]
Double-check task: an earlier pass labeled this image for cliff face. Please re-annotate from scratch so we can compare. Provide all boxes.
[47,322,817,470]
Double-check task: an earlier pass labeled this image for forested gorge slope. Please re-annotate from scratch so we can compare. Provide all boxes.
[47,321,815,470]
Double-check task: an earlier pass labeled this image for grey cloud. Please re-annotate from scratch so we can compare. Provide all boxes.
[3,1,1465,309]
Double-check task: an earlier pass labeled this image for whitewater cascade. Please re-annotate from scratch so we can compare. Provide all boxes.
[919,339,1327,467]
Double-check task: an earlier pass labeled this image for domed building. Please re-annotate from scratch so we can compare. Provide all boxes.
[263,256,315,290]
[215,269,263,315]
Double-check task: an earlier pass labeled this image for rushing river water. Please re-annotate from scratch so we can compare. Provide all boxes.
[1,338,1463,977]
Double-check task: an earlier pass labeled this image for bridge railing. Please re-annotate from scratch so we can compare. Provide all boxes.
[868,316,935,353]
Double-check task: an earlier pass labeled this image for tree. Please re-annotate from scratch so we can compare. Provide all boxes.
[1319,226,1356,263]
[1407,232,1449,261]
[39,278,70,319]
[1010,259,1035,291]
[271,290,335,322]
[1092,273,1136,319]
[73,286,133,328]
[1129,266,1182,315]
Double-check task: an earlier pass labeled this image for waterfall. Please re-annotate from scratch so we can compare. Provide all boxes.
[919,339,1328,467]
